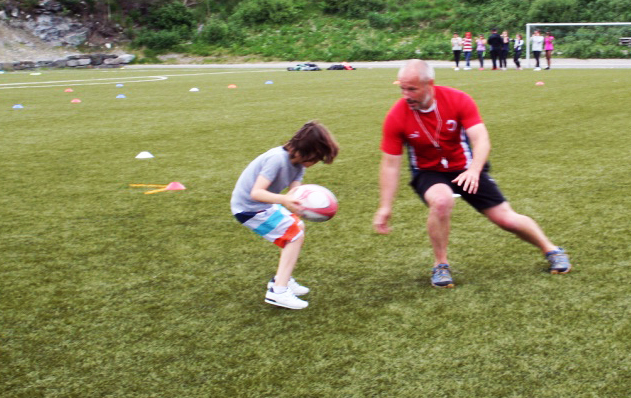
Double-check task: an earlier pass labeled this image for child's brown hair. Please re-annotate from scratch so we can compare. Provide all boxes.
[284,121,339,164]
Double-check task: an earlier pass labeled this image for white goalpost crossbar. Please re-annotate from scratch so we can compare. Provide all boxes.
[525,22,631,67]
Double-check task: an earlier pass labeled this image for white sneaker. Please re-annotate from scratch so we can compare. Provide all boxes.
[534,67,541,71]
[265,289,308,309]
[464,67,471,70]
[267,277,310,296]
[454,67,460,71]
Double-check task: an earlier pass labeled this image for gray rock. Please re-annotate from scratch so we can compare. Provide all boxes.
[103,57,121,65]
[117,54,135,63]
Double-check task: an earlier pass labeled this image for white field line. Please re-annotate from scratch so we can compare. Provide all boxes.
[0,69,281,90]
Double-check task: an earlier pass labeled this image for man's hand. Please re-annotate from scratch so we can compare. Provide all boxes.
[373,207,392,234]
[451,169,480,194]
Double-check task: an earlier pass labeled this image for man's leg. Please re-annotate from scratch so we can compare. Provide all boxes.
[483,202,572,273]
[483,202,556,254]
[424,184,455,265]
[424,184,456,287]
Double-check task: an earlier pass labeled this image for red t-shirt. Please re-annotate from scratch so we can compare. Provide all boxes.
[381,85,483,172]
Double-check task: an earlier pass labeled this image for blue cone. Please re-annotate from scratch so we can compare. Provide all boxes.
[12,104,24,109]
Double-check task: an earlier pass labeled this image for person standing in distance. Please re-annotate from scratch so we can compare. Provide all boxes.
[513,33,524,70]
[372,59,572,288]
[487,28,503,70]
[530,30,544,70]
[476,34,487,70]
[451,32,463,70]
[499,30,510,70]
[544,31,555,70]
[462,32,473,70]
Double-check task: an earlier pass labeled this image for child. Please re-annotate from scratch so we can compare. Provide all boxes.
[230,121,339,309]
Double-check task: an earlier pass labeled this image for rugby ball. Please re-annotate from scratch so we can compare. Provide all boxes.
[292,184,338,222]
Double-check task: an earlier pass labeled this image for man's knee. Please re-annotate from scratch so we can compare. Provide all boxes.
[426,187,455,216]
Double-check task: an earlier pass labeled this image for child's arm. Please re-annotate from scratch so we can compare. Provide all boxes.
[288,180,301,191]
[250,175,303,214]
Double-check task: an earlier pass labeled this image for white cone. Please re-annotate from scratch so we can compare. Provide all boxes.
[189,87,199,92]
[135,151,154,159]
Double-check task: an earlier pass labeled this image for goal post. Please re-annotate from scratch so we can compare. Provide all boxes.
[525,22,631,68]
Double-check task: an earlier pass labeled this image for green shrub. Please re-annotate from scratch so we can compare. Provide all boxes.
[367,12,392,29]
[527,0,579,23]
[559,40,626,58]
[133,29,182,52]
[322,0,386,18]
[148,2,195,31]
[197,17,230,45]
[231,0,303,24]
[186,42,213,56]
[415,37,449,59]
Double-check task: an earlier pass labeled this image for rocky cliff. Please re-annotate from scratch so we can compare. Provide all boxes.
[0,0,126,65]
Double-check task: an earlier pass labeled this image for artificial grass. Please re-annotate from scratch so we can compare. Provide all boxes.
[1,66,630,397]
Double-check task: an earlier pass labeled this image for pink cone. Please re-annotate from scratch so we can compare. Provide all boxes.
[165,181,186,190]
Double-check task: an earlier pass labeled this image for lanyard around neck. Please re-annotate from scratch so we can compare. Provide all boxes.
[413,102,442,150]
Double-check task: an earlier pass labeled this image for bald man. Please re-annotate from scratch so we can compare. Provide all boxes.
[373,59,571,287]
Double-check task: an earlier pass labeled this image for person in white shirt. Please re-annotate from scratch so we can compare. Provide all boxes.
[513,34,525,70]
[530,30,544,70]
[451,32,463,70]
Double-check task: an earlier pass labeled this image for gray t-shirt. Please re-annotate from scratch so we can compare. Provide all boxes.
[231,146,305,214]
[531,35,544,51]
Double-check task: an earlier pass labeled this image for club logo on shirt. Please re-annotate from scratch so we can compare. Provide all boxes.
[409,131,420,138]
[446,120,458,132]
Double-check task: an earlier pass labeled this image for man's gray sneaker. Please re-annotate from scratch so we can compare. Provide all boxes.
[431,264,454,288]
[546,248,572,274]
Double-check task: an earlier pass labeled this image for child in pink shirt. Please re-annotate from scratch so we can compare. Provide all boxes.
[544,32,554,70]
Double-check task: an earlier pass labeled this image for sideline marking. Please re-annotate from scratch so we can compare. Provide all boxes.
[0,69,282,90]
[0,75,167,89]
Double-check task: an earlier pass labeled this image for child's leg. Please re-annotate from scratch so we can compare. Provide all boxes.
[274,234,304,287]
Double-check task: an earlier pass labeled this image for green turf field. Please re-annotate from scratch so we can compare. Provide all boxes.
[2,66,630,397]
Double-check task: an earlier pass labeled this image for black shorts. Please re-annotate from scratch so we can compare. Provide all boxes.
[410,170,506,212]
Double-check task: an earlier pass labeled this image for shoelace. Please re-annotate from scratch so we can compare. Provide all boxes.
[548,253,570,267]
[433,266,451,279]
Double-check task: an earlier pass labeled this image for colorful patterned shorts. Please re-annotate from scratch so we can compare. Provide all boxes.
[234,204,304,248]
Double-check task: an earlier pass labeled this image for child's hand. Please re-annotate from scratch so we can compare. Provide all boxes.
[283,193,304,215]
